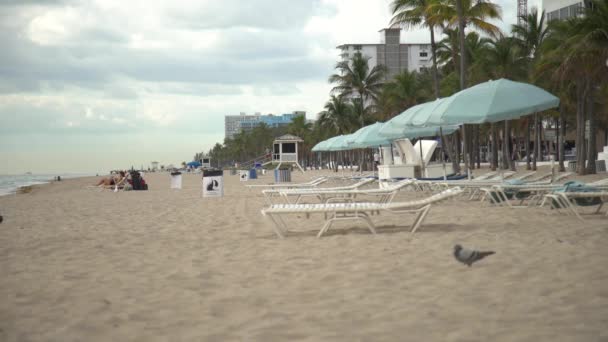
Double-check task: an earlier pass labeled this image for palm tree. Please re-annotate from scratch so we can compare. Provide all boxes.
[317,95,357,135]
[379,70,429,119]
[432,1,501,171]
[287,115,313,166]
[539,0,608,175]
[390,0,445,99]
[512,7,549,64]
[328,51,386,127]
[512,8,551,171]
[436,28,460,73]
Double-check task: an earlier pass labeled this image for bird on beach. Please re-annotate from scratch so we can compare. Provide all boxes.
[453,244,495,267]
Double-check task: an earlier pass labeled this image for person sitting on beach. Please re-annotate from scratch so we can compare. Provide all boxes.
[95,171,125,187]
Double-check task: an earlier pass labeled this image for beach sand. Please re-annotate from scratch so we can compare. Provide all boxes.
[1,169,607,341]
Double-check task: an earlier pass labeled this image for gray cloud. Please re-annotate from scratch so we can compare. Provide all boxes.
[0,2,334,96]
[0,0,75,7]
[168,0,329,30]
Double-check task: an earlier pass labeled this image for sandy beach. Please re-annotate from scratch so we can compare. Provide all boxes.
[1,169,607,341]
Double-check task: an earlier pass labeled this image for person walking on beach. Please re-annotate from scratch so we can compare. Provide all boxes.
[373,150,380,171]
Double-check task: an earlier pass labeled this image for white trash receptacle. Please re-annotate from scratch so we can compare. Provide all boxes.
[170,172,182,189]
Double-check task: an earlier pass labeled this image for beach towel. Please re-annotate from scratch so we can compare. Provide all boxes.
[555,181,602,206]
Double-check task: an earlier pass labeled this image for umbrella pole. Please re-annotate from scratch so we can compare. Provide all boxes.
[440,127,447,181]
[419,140,425,178]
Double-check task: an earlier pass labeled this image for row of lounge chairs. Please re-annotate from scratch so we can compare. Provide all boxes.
[249,171,607,238]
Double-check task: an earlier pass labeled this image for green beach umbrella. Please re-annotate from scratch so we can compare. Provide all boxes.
[326,134,353,151]
[311,139,328,152]
[409,79,560,126]
[346,122,392,148]
[378,103,429,138]
[400,125,460,139]
[378,101,460,140]
[312,135,340,152]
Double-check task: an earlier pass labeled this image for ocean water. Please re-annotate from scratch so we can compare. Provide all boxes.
[0,174,95,196]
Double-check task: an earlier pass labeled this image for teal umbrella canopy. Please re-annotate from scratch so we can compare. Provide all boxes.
[347,122,392,148]
[411,79,560,126]
[325,134,353,151]
[400,125,460,139]
[378,103,429,138]
[312,135,340,152]
[311,140,327,152]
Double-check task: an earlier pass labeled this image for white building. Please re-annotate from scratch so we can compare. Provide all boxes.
[542,0,586,22]
[337,26,433,80]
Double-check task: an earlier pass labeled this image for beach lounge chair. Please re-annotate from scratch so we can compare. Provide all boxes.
[477,173,580,207]
[260,187,463,238]
[262,178,376,204]
[272,179,416,205]
[544,191,608,220]
[539,180,608,220]
[246,176,328,190]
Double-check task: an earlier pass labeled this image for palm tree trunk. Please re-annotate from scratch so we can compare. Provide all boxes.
[502,123,509,169]
[525,118,531,170]
[586,88,596,174]
[442,132,459,173]
[429,27,440,99]
[455,0,467,90]
[462,125,469,174]
[533,113,538,171]
[558,105,566,172]
[576,79,586,175]
[491,123,498,171]
[475,125,481,169]
[455,131,462,173]
[505,120,516,171]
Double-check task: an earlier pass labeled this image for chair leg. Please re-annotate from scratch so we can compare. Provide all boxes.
[594,202,603,214]
[267,214,285,238]
[410,204,431,234]
[317,215,335,238]
[357,213,377,235]
[559,193,584,221]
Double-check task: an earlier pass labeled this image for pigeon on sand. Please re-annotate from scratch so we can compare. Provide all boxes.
[453,244,495,267]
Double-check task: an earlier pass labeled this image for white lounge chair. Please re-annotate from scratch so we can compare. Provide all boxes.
[478,173,580,207]
[542,191,608,220]
[275,179,416,205]
[260,187,463,238]
[262,178,376,204]
[246,176,328,190]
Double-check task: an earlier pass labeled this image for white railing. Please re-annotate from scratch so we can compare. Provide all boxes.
[280,154,297,162]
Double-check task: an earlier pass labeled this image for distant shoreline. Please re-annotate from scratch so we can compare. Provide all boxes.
[0,173,98,197]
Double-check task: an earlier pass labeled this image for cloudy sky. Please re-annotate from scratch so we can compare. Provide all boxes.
[0,0,540,174]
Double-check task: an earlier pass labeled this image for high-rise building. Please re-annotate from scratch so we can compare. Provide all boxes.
[224,111,305,140]
[542,0,586,23]
[336,26,433,80]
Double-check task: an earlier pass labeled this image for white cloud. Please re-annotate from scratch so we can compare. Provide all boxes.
[0,0,527,174]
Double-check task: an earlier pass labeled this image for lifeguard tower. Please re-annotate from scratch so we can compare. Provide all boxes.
[201,157,211,169]
[272,134,305,173]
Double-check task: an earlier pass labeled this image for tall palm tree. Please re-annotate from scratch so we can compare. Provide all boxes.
[444,0,502,171]
[477,36,527,171]
[379,70,429,119]
[435,28,460,73]
[539,0,608,174]
[317,95,357,136]
[390,0,445,99]
[512,7,550,171]
[442,0,502,88]
[328,51,386,127]
[512,7,549,63]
